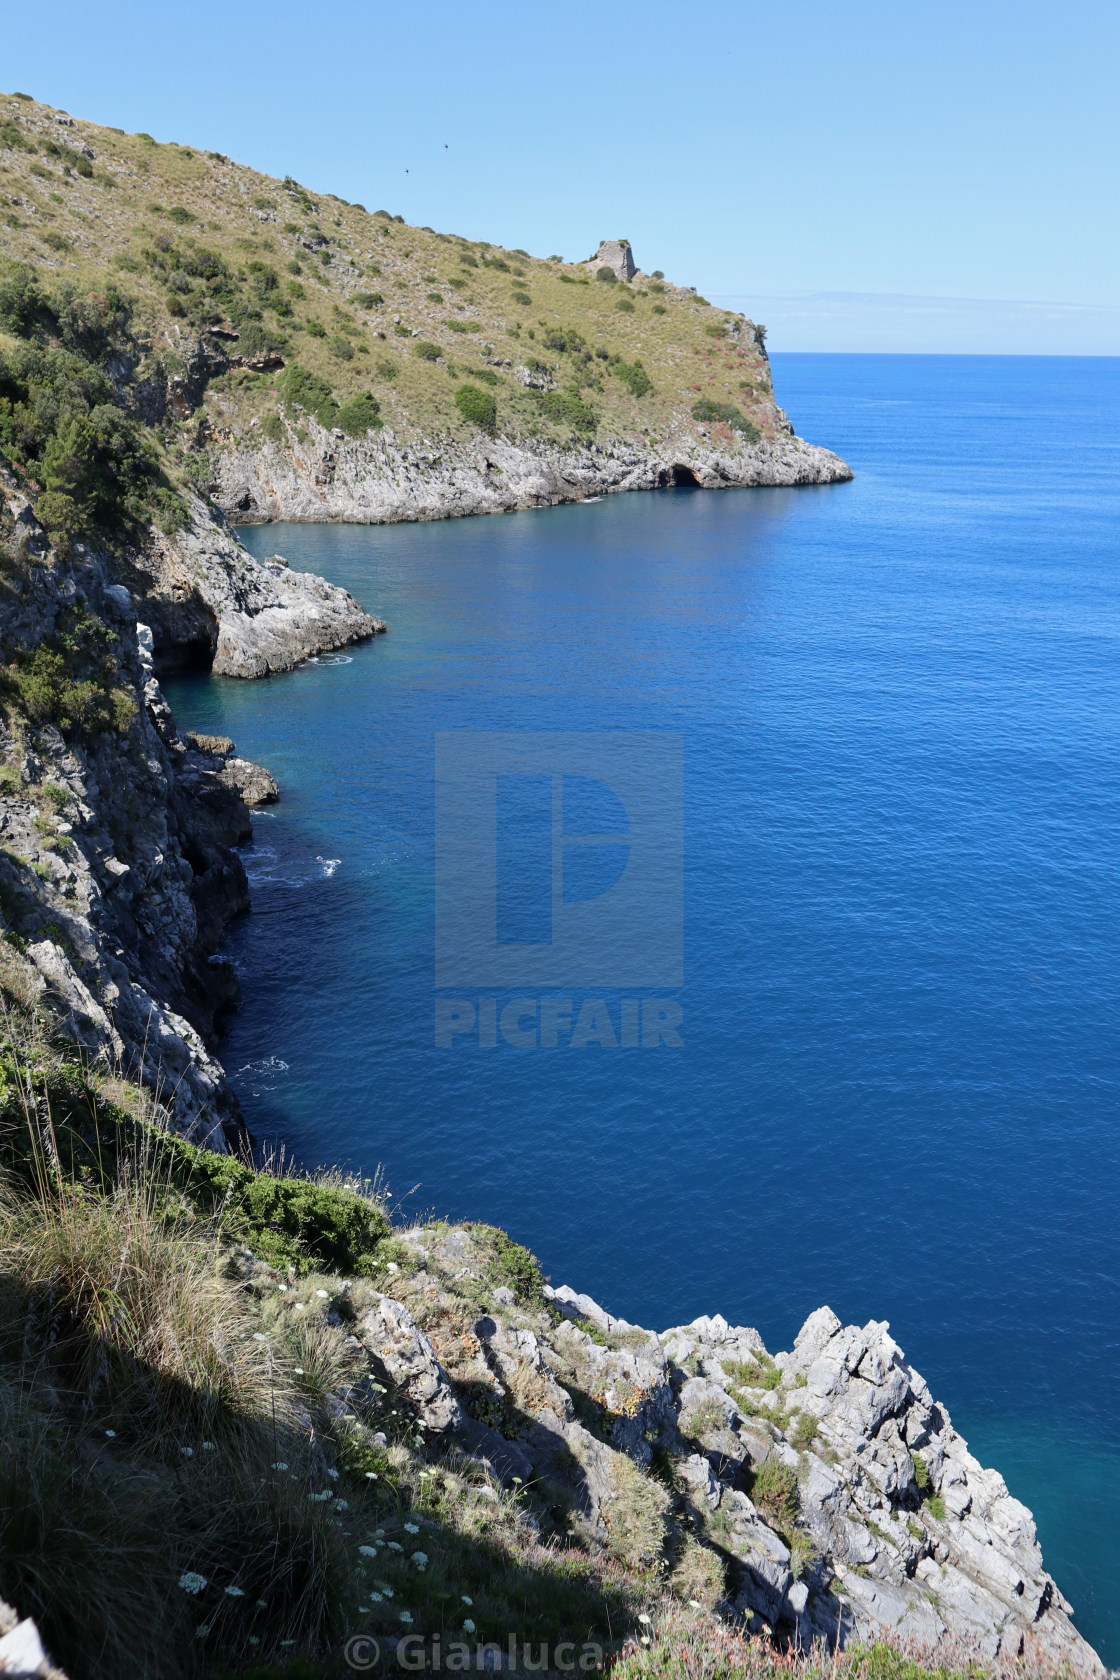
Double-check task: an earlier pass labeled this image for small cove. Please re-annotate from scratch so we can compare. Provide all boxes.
[165,354,1120,1658]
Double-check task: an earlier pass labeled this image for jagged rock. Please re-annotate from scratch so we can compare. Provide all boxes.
[359,1295,462,1431]
[211,421,850,528]
[122,494,385,677]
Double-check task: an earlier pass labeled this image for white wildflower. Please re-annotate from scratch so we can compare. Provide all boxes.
[310,1489,334,1502]
[271,1462,288,1472]
[370,1593,383,1603]
[399,1611,413,1624]
[359,1545,378,1557]
[104,1429,116,1438]
[387,1541,403,1552]
[411,1551,428,1570]
[196,1624,210,1639]
[463,1618,476,1633]
[178,1572,207,1594]
[334,1499,349,1511]
[225,1586,245,1598]
[295,1303,306,1312]
[294,1366,305,1375]
[404,1522,420,1533]
[327,1467,339,1479]
[638,1614,652,1627]
[316,1289,329,1298]
[202,1442,214,1451]
[252,1333,267,1343]
[461,1595,472,1605]
[386,1262,399,1273]
[365,1471,378,1480]
[180,1446,193,1457]
[279,1284,288,1292]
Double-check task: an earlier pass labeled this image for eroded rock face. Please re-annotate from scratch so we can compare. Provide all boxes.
[210,422,851,529]
[373,1226,1102,1673]
[121,496,385,678]
[0,481,334,1146]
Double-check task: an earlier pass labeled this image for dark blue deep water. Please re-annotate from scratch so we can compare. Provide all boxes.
[165,356,1120,1659]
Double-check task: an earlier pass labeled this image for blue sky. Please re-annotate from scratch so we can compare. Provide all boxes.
[6,0,1118,350]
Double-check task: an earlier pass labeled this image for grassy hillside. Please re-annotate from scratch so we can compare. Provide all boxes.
[0,90,783,487]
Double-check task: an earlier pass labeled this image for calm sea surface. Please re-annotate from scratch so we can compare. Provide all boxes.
[165,355,1120,1658]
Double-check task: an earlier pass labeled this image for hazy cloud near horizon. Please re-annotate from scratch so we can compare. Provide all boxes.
[713,293,1120,356]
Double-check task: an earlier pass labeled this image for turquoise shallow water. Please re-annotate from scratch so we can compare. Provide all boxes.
[165,355,1120,1659]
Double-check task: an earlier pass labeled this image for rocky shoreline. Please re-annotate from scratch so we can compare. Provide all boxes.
[0,475,378,1145]
[213,422,851,528]
[0,471,1104,1673]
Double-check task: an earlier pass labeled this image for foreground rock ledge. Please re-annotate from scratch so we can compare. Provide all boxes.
[345,1225,1102,1671]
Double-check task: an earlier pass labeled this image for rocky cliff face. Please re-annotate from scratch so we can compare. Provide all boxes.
[213,416,849,528]
[341,1226,1102,1669]
[0,475,378,1146]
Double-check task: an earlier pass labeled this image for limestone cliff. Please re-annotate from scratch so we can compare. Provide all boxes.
[0,475,375,1146]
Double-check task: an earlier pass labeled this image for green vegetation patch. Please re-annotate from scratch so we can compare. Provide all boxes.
[2,607,136,738]
[539,389,596,435]
[690,398,761,442]
[334,393,381,437]
[453,383,496,435]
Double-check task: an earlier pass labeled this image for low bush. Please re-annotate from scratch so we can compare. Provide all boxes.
[690,398,761,442]
[615,297,635,313]
[539,389,596,435]
[748,1458,799,1529]
[612,356,651,397]
[454,383,497,434]
[352,290,382,309]
[335,393,381,437]
[595,268,617,284]
[328,334,353,361]
[2,609,136,739]
[413,341,442,362]
[468,366,500,386]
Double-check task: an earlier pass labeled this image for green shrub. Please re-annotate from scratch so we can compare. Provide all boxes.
[375,357,398,379]
[791,1412,818,1447]
[468,366,500,386]
[413,341,442,362]
[611,357,651,397]
[260,414,285,444]
[167,205,194,224]
[539,389,596,435]
[328,334,353,361]
[304,319,326,338]
[3,609,136,739]
[286,280,305,300]
[690,398,760,442]
[651,303,666,315]
[335,393,381,437]
[511,291,531,307]
[353,291,382,309]
[454,383,496,435]
[595,268,617,284]
[749,1459,799,1529]
[615,297,635,314]
[278,363,337,428]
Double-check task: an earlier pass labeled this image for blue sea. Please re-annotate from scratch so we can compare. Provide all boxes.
[164,355,1120,1660]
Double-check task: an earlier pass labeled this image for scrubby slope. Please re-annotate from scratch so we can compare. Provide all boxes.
[0,92,849,526]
